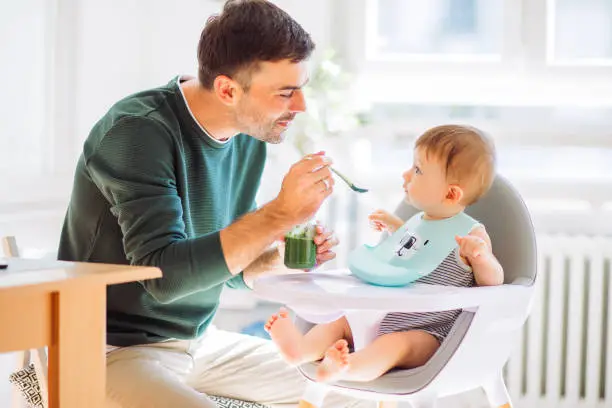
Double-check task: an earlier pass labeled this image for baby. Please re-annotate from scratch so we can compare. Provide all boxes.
[265,124,504,383]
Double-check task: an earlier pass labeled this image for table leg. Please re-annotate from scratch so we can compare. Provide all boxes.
[47,283,106,408]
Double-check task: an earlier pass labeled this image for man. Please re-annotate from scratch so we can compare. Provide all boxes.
[58,0,373,407]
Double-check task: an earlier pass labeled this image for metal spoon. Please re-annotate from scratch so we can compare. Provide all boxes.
[330,167,369,193]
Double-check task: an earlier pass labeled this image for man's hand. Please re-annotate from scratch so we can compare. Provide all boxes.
[313,222,339,267]
[270,152,335,226]
[220,152,334,277]
[242,222,339,285]
[368,209,404,233]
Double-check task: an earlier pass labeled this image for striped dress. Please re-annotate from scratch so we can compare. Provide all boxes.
[377,247,475,343]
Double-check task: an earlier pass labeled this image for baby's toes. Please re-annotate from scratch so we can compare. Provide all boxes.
[264,315,278,331]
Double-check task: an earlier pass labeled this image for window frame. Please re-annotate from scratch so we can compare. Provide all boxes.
[334,0,612,109]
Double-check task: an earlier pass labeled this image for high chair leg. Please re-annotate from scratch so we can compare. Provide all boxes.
[482,374,511,408]
[408,392,437,408]
[377,401,399,408]
[298,383,328,408]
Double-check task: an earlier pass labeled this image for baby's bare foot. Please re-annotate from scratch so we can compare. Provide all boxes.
[316,339,350,382]
[265,307,304,365]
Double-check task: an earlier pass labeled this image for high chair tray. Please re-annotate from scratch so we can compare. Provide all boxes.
[253,270,530,314]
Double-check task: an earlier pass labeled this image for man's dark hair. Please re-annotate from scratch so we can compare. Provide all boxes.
[197,0,315,90]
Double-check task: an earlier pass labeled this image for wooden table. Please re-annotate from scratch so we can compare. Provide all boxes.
[0,258,161,408]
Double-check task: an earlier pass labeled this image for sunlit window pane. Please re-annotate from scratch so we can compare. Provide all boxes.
[551,0,612,63]
[372,0,503,57]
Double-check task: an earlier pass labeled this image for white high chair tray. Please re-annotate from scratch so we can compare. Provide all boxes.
[253,269,528,315]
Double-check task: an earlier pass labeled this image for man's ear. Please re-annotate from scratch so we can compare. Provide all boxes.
[213,75,242,106]
[446,184,464,205]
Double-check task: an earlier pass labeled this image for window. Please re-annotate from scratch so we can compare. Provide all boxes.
[371,0,503,60]
[339,0,612,110]
[550,0,612,64]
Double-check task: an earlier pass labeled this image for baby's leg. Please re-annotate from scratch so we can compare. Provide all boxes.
[265,308,351,365]
[316,330,439,383]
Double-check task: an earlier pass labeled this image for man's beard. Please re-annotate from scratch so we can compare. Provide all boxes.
[236,110,294,144]
[255,122,287,144]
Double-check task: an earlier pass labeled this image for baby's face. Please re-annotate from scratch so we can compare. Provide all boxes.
[402,148,450,211]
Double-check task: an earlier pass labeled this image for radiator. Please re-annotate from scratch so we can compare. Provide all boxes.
[505,235,612,408]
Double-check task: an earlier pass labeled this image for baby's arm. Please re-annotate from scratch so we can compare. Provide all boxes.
[455,225,504,286]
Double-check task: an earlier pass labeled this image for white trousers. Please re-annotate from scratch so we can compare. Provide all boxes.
[105,326,375,408]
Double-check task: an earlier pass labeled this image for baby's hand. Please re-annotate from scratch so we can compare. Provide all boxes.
[368,209,404,233]
[455,235,489,263]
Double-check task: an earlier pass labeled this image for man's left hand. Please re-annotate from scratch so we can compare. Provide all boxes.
[313,222,339,267]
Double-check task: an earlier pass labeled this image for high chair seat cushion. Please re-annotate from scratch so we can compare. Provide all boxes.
[296,311,474,396]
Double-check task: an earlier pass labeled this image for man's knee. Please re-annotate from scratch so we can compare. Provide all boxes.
[106,348,213,408]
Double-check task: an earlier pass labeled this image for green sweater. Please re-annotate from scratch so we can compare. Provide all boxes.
[58,77,267,346]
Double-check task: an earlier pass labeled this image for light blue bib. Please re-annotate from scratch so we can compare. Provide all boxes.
[348,212,478,287]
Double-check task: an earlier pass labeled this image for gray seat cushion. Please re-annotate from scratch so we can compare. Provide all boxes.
[297,312,474,395]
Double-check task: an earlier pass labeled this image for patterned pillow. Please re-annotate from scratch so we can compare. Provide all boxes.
[8,363,44,408]
[208,395,270,408]
[9,364,270,408]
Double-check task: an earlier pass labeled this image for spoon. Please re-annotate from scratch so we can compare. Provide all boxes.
[330,167,369,193]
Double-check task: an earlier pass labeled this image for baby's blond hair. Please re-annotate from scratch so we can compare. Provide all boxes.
[415,124,496,206]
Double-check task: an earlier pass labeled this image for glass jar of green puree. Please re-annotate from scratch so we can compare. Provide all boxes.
[284,221,317,269]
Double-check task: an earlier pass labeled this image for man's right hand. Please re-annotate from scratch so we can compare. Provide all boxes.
[271,151,335,226]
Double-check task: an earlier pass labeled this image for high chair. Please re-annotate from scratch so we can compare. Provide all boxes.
[254,175,537,408]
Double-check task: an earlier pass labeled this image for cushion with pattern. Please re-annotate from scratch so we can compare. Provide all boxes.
[9,364,271,408]
[8,363,44,408]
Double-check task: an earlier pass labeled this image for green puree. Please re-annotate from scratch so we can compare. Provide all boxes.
[284,223,317,269]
